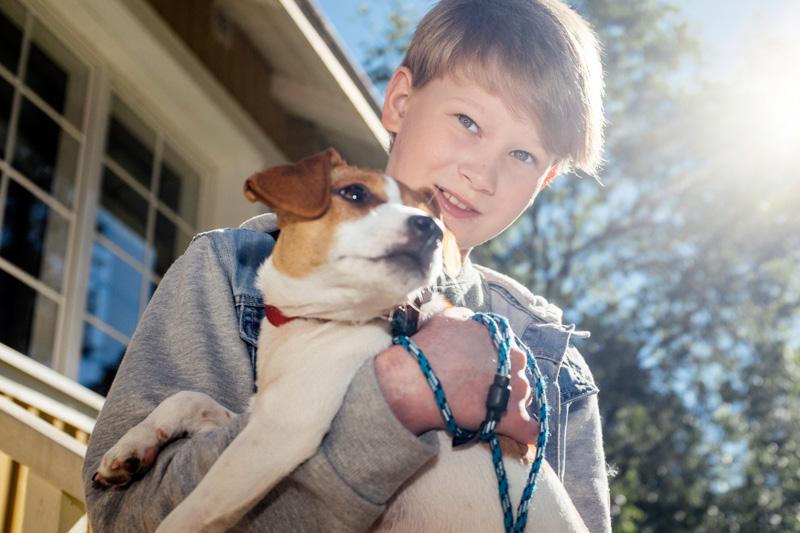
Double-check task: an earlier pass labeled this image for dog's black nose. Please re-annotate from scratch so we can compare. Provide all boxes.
[408,215,442,243]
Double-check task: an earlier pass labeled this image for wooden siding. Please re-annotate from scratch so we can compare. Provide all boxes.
[144,0,328,160]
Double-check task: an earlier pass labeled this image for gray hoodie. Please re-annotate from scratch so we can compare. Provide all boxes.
[82,214,610,532]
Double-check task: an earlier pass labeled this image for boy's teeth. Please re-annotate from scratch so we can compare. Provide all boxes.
[442,190,469,210]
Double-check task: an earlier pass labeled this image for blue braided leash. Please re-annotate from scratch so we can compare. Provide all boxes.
[392,312,549,533]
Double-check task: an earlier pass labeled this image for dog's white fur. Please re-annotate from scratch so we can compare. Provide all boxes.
[96,155,587,532]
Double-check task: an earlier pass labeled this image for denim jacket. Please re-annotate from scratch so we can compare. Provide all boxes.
[229,214,610,530]
[83,213,610,533]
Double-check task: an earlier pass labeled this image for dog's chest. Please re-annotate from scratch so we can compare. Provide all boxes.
[256,319,393,386]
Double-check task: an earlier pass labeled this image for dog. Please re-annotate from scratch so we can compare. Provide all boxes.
[94,149,587,532]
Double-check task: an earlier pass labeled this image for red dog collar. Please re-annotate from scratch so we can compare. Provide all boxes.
[264,305,297,327]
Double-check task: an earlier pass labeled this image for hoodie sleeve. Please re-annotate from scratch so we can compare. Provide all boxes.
[562,392,612,533]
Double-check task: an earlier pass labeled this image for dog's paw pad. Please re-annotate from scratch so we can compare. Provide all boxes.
[94,428,165,489]
[93,456,141,488]
[123,457,141,473]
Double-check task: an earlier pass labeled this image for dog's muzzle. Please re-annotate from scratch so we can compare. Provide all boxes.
[378,215,443,275]
[407,215,443,251]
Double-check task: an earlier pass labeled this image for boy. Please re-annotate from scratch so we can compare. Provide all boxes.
[83,0,610,531]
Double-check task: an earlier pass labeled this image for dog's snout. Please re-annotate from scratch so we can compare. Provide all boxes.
[408,215,442,244]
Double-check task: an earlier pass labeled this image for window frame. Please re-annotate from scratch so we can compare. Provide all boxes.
[0,0,211,383]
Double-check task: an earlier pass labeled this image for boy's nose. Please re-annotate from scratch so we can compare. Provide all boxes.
[460,159,499,195]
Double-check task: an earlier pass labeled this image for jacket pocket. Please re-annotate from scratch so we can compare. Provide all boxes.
[558,345,599,406]
[236,295,264,387]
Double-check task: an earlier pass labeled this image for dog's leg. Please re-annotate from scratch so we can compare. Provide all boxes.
[93,391,233,487]
[156,328,388,533]
[156,375,358,532]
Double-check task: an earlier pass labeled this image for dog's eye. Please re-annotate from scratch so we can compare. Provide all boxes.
[337,184,371,204]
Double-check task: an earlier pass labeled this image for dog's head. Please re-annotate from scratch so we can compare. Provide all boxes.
[245,148,459,321]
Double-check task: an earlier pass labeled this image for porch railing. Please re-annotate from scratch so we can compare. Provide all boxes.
[0,344,103,532]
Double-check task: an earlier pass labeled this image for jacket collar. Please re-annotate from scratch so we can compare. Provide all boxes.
[239,212,280,233]
[438,257,489,312]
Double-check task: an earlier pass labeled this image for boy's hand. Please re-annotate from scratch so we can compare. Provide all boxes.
[375,307,539,445]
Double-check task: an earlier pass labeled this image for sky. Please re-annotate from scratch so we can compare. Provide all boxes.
[315,0,800,87]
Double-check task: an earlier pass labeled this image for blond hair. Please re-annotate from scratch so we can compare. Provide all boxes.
[402,0,604,174]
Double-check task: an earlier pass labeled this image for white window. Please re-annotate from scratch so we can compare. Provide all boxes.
[80,95,201,395]
[0,0,203,395]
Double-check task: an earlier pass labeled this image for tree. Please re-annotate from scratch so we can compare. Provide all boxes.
[357,1,422,93]
[358,1,800,530]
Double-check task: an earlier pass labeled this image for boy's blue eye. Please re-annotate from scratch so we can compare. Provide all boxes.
[457,114,479,133]
[510,150,535,165]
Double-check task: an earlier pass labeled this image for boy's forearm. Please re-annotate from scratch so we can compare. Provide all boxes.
[281,360,440,531]
[84,414,250,531]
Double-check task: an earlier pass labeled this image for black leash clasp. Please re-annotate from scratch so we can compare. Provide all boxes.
[484,374,512,425]
[390,304,420,337]
[452,373,511,447]
[390,288,435,337]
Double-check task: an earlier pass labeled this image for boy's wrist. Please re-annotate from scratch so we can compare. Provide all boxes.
[374,345,437,435]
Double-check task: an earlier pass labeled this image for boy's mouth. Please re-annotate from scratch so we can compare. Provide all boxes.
[434,186,479,218]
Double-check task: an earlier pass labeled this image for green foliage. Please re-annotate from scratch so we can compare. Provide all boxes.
[357,0,800,530]
[358,1,423,92]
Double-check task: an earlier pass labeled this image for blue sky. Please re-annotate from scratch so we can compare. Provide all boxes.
[316,0,800,86]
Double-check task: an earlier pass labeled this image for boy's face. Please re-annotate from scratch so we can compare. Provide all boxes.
[382,67,557,254]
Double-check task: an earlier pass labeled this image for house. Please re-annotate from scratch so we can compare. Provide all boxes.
[0,0,387,530]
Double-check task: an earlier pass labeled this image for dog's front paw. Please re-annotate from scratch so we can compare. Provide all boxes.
[93,425,170,488]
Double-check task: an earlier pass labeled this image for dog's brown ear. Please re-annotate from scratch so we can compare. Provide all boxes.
[244,148,346,218]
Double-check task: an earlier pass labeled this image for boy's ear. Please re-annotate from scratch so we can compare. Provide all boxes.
[382,67,414,133]
[244,148,346,218]
[541,164,560,189]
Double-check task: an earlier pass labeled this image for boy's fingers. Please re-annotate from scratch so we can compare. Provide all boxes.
[498,404,539,444]
[523,384,534,407]
[526,420,542,444]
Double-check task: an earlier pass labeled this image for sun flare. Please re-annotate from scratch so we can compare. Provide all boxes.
[730,9,800,165]
[741,47,800,160]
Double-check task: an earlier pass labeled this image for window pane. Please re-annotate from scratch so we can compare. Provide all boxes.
[153,211,191,277]
[0,268,58,366]
[147,279,157,303]
[96,166,149,263]
[159,145,199,226]
[25,20,88,129]
[79,322,126,396]
[12,97,79,207]
[0,179,68,291]
[0,77,12,161]
[86,240,142,338]
[105,97,155,189]
[0,0,24,75]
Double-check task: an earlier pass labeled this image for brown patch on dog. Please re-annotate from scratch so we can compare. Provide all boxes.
[478,437,535,464]
[498,436,536,464]
[269,166,392,278]
[244,148,345,218]
[397,183,437,215]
